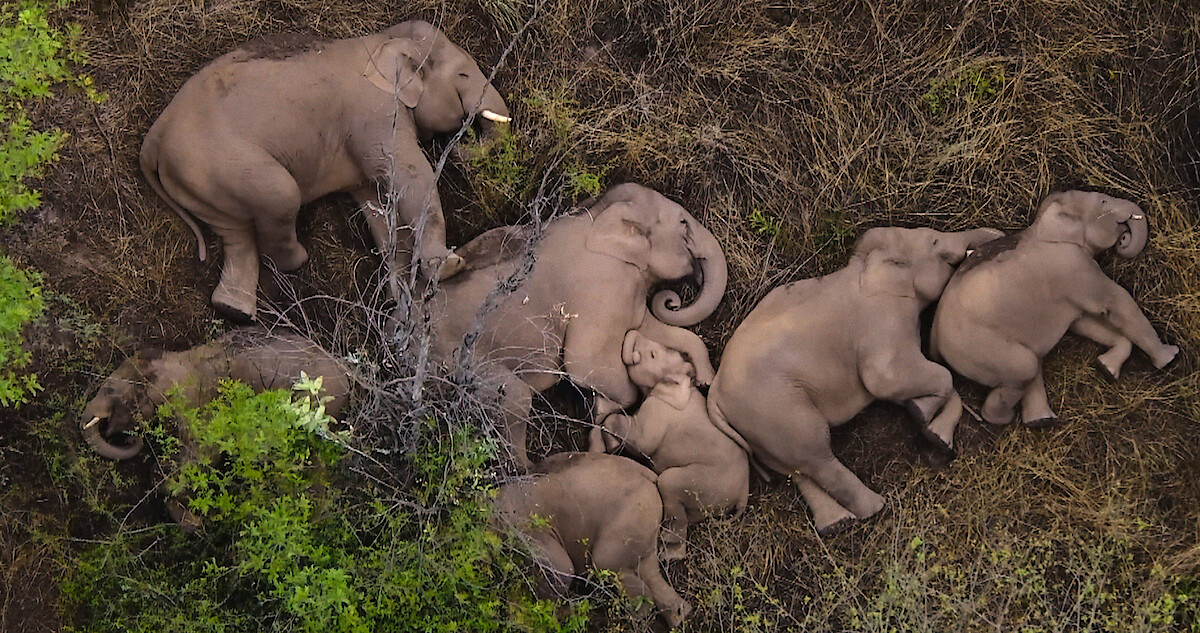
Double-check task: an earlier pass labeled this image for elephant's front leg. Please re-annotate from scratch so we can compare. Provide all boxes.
[351,186,413,305]
[210,221,261,323]
[791,474,855,536]
[377,133,463,280]
[477,364,535,471]
[1075,273,1178,370]
[564,320,640,408]
[860,347,961,452]
[1070,315,1134,380]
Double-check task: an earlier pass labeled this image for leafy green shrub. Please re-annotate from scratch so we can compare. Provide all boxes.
[0,253,42,406]
[921,63,1006,116]
[63,380,587,633]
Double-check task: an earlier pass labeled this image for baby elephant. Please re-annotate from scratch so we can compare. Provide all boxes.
[592,330,749,560]
[932,190,1178,427]
[708,226,1002,535]
[494,452,691,629]
[81,327,351,461]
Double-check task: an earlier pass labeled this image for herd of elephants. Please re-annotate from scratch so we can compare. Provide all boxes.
[76,21,1180,627]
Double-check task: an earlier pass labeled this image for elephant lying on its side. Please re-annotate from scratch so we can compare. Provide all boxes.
[494,452,691,628]
[82,327,351,461]
[431,183,727,469]
[708,226,1003,535]
[932,190,1178,427]
[591,330,749,560]
[142,20,512,321]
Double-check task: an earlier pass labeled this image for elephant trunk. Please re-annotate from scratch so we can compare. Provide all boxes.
[1116,211,1148,258]
[82,415,144,460]
[475,83,511,143]
[651,218,728,327]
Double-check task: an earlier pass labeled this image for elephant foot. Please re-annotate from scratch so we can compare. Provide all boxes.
[439,252,466,279]
[919,423,957,460]
[166,499,203,531]
[1093,356,1120,382]
[264,243,309,272]
[211,288,256,324]
[850,490,885,521]
[1022,415,1058,429]
[815,515,856,538]
[1152,345,1179,370]
[980,399,1018,426]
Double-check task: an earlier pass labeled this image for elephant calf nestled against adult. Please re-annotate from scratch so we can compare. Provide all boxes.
[141,20,512,322]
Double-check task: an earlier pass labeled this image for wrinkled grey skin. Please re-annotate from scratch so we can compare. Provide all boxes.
[81,327,350,461]
[494,452,692,628]
[591,331,749,561]
[430,184,727,469]
[932,190,1177,427]
[708,226,1003,535]
[142,20,511,322]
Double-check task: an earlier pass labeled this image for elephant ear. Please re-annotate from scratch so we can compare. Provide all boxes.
[649,374,693,410]
[585,201,655,270]
[858,236,916,298]
[363,38,426,108]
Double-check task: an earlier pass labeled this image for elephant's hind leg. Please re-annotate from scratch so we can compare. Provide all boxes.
[979,346,1041,426]
[530,536,576,599]
[1070,316,1132,380]
[210,221,260,323]
[239,163,306,272]
[1019,369,1057,428]
[477,365,534,471]
[792,474,855,536]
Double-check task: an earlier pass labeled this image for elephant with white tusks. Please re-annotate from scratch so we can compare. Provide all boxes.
[707,226,1003,536]
[494,452,692,629]
[141,20,512,322]
[931,190,1178,428]
[430,183,727,470]
[81,327,351,462]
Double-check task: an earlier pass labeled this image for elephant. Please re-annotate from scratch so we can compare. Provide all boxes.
[931,190,1178,427]
[81,327,351,461]
[591,330,749,560]
[141,20,512,322]
[493,451,692,628]
[429,183,728,469]
[706,226,1003,535]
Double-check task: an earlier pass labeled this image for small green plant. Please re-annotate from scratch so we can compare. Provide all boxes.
[921,63,1006,115]
[748,209,801,255]
[0,253,42,406]
[564,159,611,202]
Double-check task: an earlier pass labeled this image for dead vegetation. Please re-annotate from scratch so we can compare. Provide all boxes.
[1,0,1198,631]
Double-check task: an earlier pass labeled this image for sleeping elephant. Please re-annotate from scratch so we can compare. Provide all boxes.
[141,20,512,321]
[707,226,1002,535]
[494,452,692,628]
[430,183,727,469]
[591,330,749,561]
[931,190,1178,427]
[81,327,351,461]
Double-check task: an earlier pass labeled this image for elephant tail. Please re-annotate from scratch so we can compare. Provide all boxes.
[139,137,207,262]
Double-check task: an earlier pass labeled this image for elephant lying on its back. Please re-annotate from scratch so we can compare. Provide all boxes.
[142,20,512,321]
[932,190,1178,427]
[429,184,728,468]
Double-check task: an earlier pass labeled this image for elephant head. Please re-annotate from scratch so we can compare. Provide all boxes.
[622,330,695,403]
[1031,190,1148,258]
[585,184,728,326]
[80,353,160,460]
[369,21,511,142]
[855,226,1005,305]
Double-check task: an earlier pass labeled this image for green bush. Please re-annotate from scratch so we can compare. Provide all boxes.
[0,253,42,406]
[62,380,587,633]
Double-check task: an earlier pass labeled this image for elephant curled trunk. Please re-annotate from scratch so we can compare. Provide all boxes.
[1116,210,1148,258]
[82,415,144,460]
[651,218,728,327]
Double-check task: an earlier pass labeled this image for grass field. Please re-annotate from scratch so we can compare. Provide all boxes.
[1,0,1198,631]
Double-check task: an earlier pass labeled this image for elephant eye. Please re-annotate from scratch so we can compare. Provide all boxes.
[458,72,470,79]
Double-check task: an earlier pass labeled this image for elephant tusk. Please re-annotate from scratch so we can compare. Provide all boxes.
[965,249,975,257]
[1131,214,1144,220]
[84,416,102,429]
[480,109,512,123]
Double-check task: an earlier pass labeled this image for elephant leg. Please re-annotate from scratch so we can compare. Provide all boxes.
[1019,369,1057,428]
[656,468,696,561]
[804,453,885,523]
[373,133,462,280]
[1075,274,1178,369]
[861,350,960,452]
[210,221,260,323]
[530,536,576,599]
[978,345,1040,426]
[478,365,534,471]
[1070,316,1132,380]
[208,157,304,272]
[351,186,414,305]
[791,474,856,536]
[633,556,691,628]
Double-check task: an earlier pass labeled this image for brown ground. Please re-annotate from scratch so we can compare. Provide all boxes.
[2,0,1199,631]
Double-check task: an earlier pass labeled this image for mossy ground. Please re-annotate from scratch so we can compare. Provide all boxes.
[2,0,1199,631]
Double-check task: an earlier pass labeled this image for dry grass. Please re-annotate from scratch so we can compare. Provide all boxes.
[2,0,1198,630]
